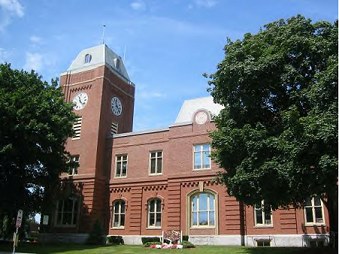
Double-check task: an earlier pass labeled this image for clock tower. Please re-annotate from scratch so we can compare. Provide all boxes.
[51,44,135,237]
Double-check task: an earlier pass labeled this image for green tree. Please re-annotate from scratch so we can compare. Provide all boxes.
[0,64,76,238]
[207,16,337,247]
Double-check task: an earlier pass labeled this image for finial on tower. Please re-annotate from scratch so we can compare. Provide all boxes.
[102,24,106,44]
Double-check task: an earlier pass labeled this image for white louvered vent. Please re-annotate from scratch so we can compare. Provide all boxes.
[72,117,82,139]
[111,122,118,136]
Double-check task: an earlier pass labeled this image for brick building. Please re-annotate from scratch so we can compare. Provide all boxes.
[42,44,330,247]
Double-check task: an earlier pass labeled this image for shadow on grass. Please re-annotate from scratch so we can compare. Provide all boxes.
[1,242,337,254]
[244,247,337,254]
[0,241,118,254]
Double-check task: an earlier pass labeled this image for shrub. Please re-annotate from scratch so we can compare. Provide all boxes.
[141,237,161,244]
[144,241,162,247]
[182,240,195,248]
[106,235,124,245]
[182,235,189,241]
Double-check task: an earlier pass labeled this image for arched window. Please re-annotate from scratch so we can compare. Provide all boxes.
[112,200,126,228]
[191,192,215,227]
[84,54,92,63]
[56,196,79,226]
[148,198,162,228]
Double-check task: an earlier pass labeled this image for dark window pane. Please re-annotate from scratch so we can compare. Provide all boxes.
[305,207,313,223]
[315,207,323,223]
[157,158,162,172]
[151,159,155,173]
[156,213,161,226]
[156,200,161,212]
[149,200,155,212]
[149,214,155,226]
[120,214,125,226]
[256,209,263,224]
[314,196,321,206]
[305,198,312,206]
[121,202,125,213]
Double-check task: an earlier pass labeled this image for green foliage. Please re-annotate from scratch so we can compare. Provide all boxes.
[86,220,105,245]
[182,235,189,241]
[106,235,124,245]
[182,241,195,248]
[208,15,337,244]
[0,64,76,237]
[141,237,161,244]
[143,241,161,247]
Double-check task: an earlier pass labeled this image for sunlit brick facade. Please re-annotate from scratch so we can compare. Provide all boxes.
[42,44,330,247]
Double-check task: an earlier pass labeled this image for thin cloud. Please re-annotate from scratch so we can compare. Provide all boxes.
[139,91,167,99]
[23,52,43,71]
[0,48,10,63]
[0,0,24,31]
[194,0,217,8]
[30,35,43,45]
[189,0,217,9]
[130,0,146,11]
[107,14,227,39]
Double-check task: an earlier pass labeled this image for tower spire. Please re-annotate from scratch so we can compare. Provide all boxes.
[102,24,106,44]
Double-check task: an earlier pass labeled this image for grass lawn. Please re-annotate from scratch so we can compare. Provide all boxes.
[0,243,336,254]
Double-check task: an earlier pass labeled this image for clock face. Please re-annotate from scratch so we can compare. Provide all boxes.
[111,96,123,116]
[195,111,208,124]
[72,92,88,110]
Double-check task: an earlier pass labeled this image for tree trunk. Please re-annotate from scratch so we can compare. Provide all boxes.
[326,190,338,249]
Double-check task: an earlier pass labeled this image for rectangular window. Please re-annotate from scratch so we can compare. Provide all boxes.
[72,117,82,139]
[68,155,79,175]
[254,201,272,226]
[305,196,324,225]
[257,240,271,247]
[56,197,79,226]
[149,151,163,175]
[193,144,211,169]
[115,155,127,177]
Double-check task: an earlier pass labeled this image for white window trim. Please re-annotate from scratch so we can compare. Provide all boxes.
[147,198,162,229]
[190,192,216,228]
[149,150,163,175]
[115,154,128,178]
[254,200,273,227]
[55,197,79,227]
[193,143,211,170]
[112,200,125,229]
[304,197,326,226]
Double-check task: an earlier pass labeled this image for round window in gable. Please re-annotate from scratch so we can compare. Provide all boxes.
[84,54,92,63]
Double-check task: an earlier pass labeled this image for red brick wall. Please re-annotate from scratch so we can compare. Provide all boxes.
[53,64,134,234]
[108,120,330,238]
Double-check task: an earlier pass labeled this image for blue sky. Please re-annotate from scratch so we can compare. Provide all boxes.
[0,0,337,132]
